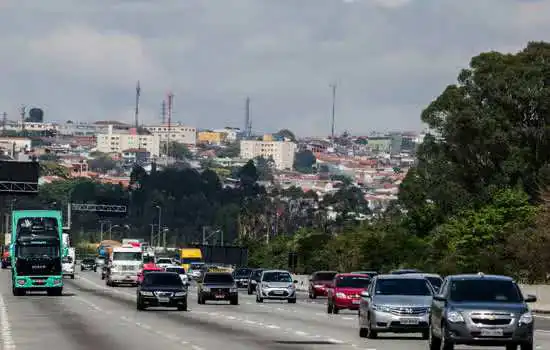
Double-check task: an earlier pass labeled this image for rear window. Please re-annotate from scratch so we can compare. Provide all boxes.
[82,259,95,264]
[204,273,234,284]
[313,272,337,281]
[235,268,252,277]
[427,276,443,288]
[166,267,185,274]
[335,276,371,288]
[252,270,263,279]
[449,279,522,303]
[143,273,182,286]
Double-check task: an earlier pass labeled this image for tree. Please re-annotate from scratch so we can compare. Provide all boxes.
[39,161,69,178]
[217,143,240,158]
[88,155,117,173]
[293,150,316,173]
[401,42,550,226]
[162,142,192,160]
[238,160,259,187]
[254,156,274,181]
[274,129,296,142]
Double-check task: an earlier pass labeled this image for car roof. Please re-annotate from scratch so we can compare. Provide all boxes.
[336,273,371,277]
[447,274,514,281]
[164,264,183,269]
[404,273,442,278]
[375,274,428,280]
[262,269,291,274]
[313,270,338,274]
[204,271,232,276]
[144,271,176,276]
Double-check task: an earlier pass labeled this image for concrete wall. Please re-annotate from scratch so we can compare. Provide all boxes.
[291,274,550,313]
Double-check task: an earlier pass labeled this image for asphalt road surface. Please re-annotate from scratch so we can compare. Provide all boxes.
[2,270,550,350]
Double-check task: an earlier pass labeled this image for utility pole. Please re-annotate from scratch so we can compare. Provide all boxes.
[135,80,141,150]
[20,105,26,133]
[149,224,156,247]
[166,92,173,158]
[156,205,162,248]
[330,83,337,141]
[244,97,251,139]
[162,227,167,250]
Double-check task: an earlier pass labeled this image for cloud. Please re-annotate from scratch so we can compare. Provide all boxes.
[1,0,549,136]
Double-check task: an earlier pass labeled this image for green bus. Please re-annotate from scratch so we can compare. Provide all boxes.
[11,210,64,296]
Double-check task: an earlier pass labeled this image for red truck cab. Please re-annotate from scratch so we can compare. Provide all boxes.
[327,273,371,314]
[137,263,163,284]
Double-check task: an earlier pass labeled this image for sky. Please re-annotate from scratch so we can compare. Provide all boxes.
[1,0,549,137]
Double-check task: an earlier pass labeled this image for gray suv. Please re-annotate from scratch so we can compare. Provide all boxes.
[358,274,434,339]
[429,273,536,350]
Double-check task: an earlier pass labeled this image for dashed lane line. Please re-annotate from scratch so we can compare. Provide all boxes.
[0,292,15,350]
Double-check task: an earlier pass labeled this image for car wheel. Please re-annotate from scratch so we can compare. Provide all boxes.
[440,325,454,350]
[309,290,316,299]
[230,297,239,305]
[256,293,263,303]
[359,327,368,338]
[327,302,333,314]
[137,299,146,311]
[421,329,429,340]
[288,298,296,304]
[70,274,75,280]
[366,315,377,339]
[333,306,339,314]
[247,287,253,295]
[520,343,533,350]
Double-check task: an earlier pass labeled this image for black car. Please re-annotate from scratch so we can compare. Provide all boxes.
[197,272,238,305]
[136,271,188,311]
[80,258,96,271]
[233,267,253,288]
[247,268,264,295]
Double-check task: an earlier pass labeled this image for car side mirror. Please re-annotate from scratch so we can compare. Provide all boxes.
[360,290,370,298]
[525,294,537,303]
[293,280,298,284]
[433,294,446,301]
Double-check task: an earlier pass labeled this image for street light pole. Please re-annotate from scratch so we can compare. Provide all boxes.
[156,205,161,248]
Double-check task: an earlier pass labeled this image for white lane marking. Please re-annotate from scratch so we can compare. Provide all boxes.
[342,317,354,320]
[295,331,308,336]
[0,292,15,349]
[535,315,550,319]
[327,338,345,344]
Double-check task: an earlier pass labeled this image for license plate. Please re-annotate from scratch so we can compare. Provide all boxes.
[215,294,225,299]
[35,280,45,284]
[157,297,169,303]
[400,318,419,325]
[481,329,504,337]
[273,290,284,294]
[352,299,360,304]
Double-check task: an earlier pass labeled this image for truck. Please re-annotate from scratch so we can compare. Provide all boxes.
[62,247,76,279]
[11,210,64,296]
[104,245,142,287]
[1,233,10,269]
[180,248,203,273]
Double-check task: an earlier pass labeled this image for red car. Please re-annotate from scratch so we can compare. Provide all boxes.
[308,271,338,298]
[137,263,164,284]
[327,273,371,314]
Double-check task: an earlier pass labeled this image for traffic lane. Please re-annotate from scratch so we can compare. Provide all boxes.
[75,273,435,350]
[66,277,361,350]
[0,272,198,350]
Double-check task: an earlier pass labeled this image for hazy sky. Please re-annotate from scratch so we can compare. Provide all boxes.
[0,0,548,136]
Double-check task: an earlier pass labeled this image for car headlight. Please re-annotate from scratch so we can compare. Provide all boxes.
[335,292,346,298]
[288,284,295,289]
[372,304,391,313]
[251,280,257,284]
[203,287,210,292]
[314,284,323,288]
[262,283,270,288]
[230,288,238,292]
[140,291,154,296]
[519,311,533,324]
[446,310,465,323]
[174,291,187,296]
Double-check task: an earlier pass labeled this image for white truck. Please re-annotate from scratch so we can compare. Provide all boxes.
[105,245,142,287]
[62,247,76,279]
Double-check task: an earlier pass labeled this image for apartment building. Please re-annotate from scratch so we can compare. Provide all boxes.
[240,138,297,170]
[144,124,196,146]
[96,125,161,156]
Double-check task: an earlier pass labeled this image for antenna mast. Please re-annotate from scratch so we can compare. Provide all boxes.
[135,81,141,149]
[330,83,337,141]
[20,106,26,133]
[166,92,174,158]
[161,100,166,125]
[244,97,251,139]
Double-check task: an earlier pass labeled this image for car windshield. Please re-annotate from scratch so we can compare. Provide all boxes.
[204,273,234,284]
[166,267,185,274]
[113,252,142,261]
[157,258,171,263]
[335,276,371,288]
[263,271,293,283]
[313,272,337,281]
[375,278,432,296]
[82,259,95,264]
[235,268,252,277]
[449,279,523,303]
[427,276,443,288]
[252,270,263,279]
[17,217,59,237]
[143,273,182,286]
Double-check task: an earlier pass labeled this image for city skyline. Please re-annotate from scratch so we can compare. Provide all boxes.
[0,0,548,136]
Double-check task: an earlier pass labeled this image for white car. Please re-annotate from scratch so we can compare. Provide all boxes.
[155,258,174,269]
[165,265,189,286]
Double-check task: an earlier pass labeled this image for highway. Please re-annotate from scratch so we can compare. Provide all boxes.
[2,271,550,350]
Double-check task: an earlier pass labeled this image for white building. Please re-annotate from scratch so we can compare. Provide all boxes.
[96,125,161,156]
[214,128,240,143]
[144,124,196,146]
[240,140,297,170]
[0,137,32,155]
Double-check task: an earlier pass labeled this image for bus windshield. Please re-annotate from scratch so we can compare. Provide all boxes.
[16,245,60,259]
[16,217,59,237]
[113,252,142,261]
[182,257,202,264]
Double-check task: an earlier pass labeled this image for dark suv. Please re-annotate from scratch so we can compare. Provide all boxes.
[429,273,536,350]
